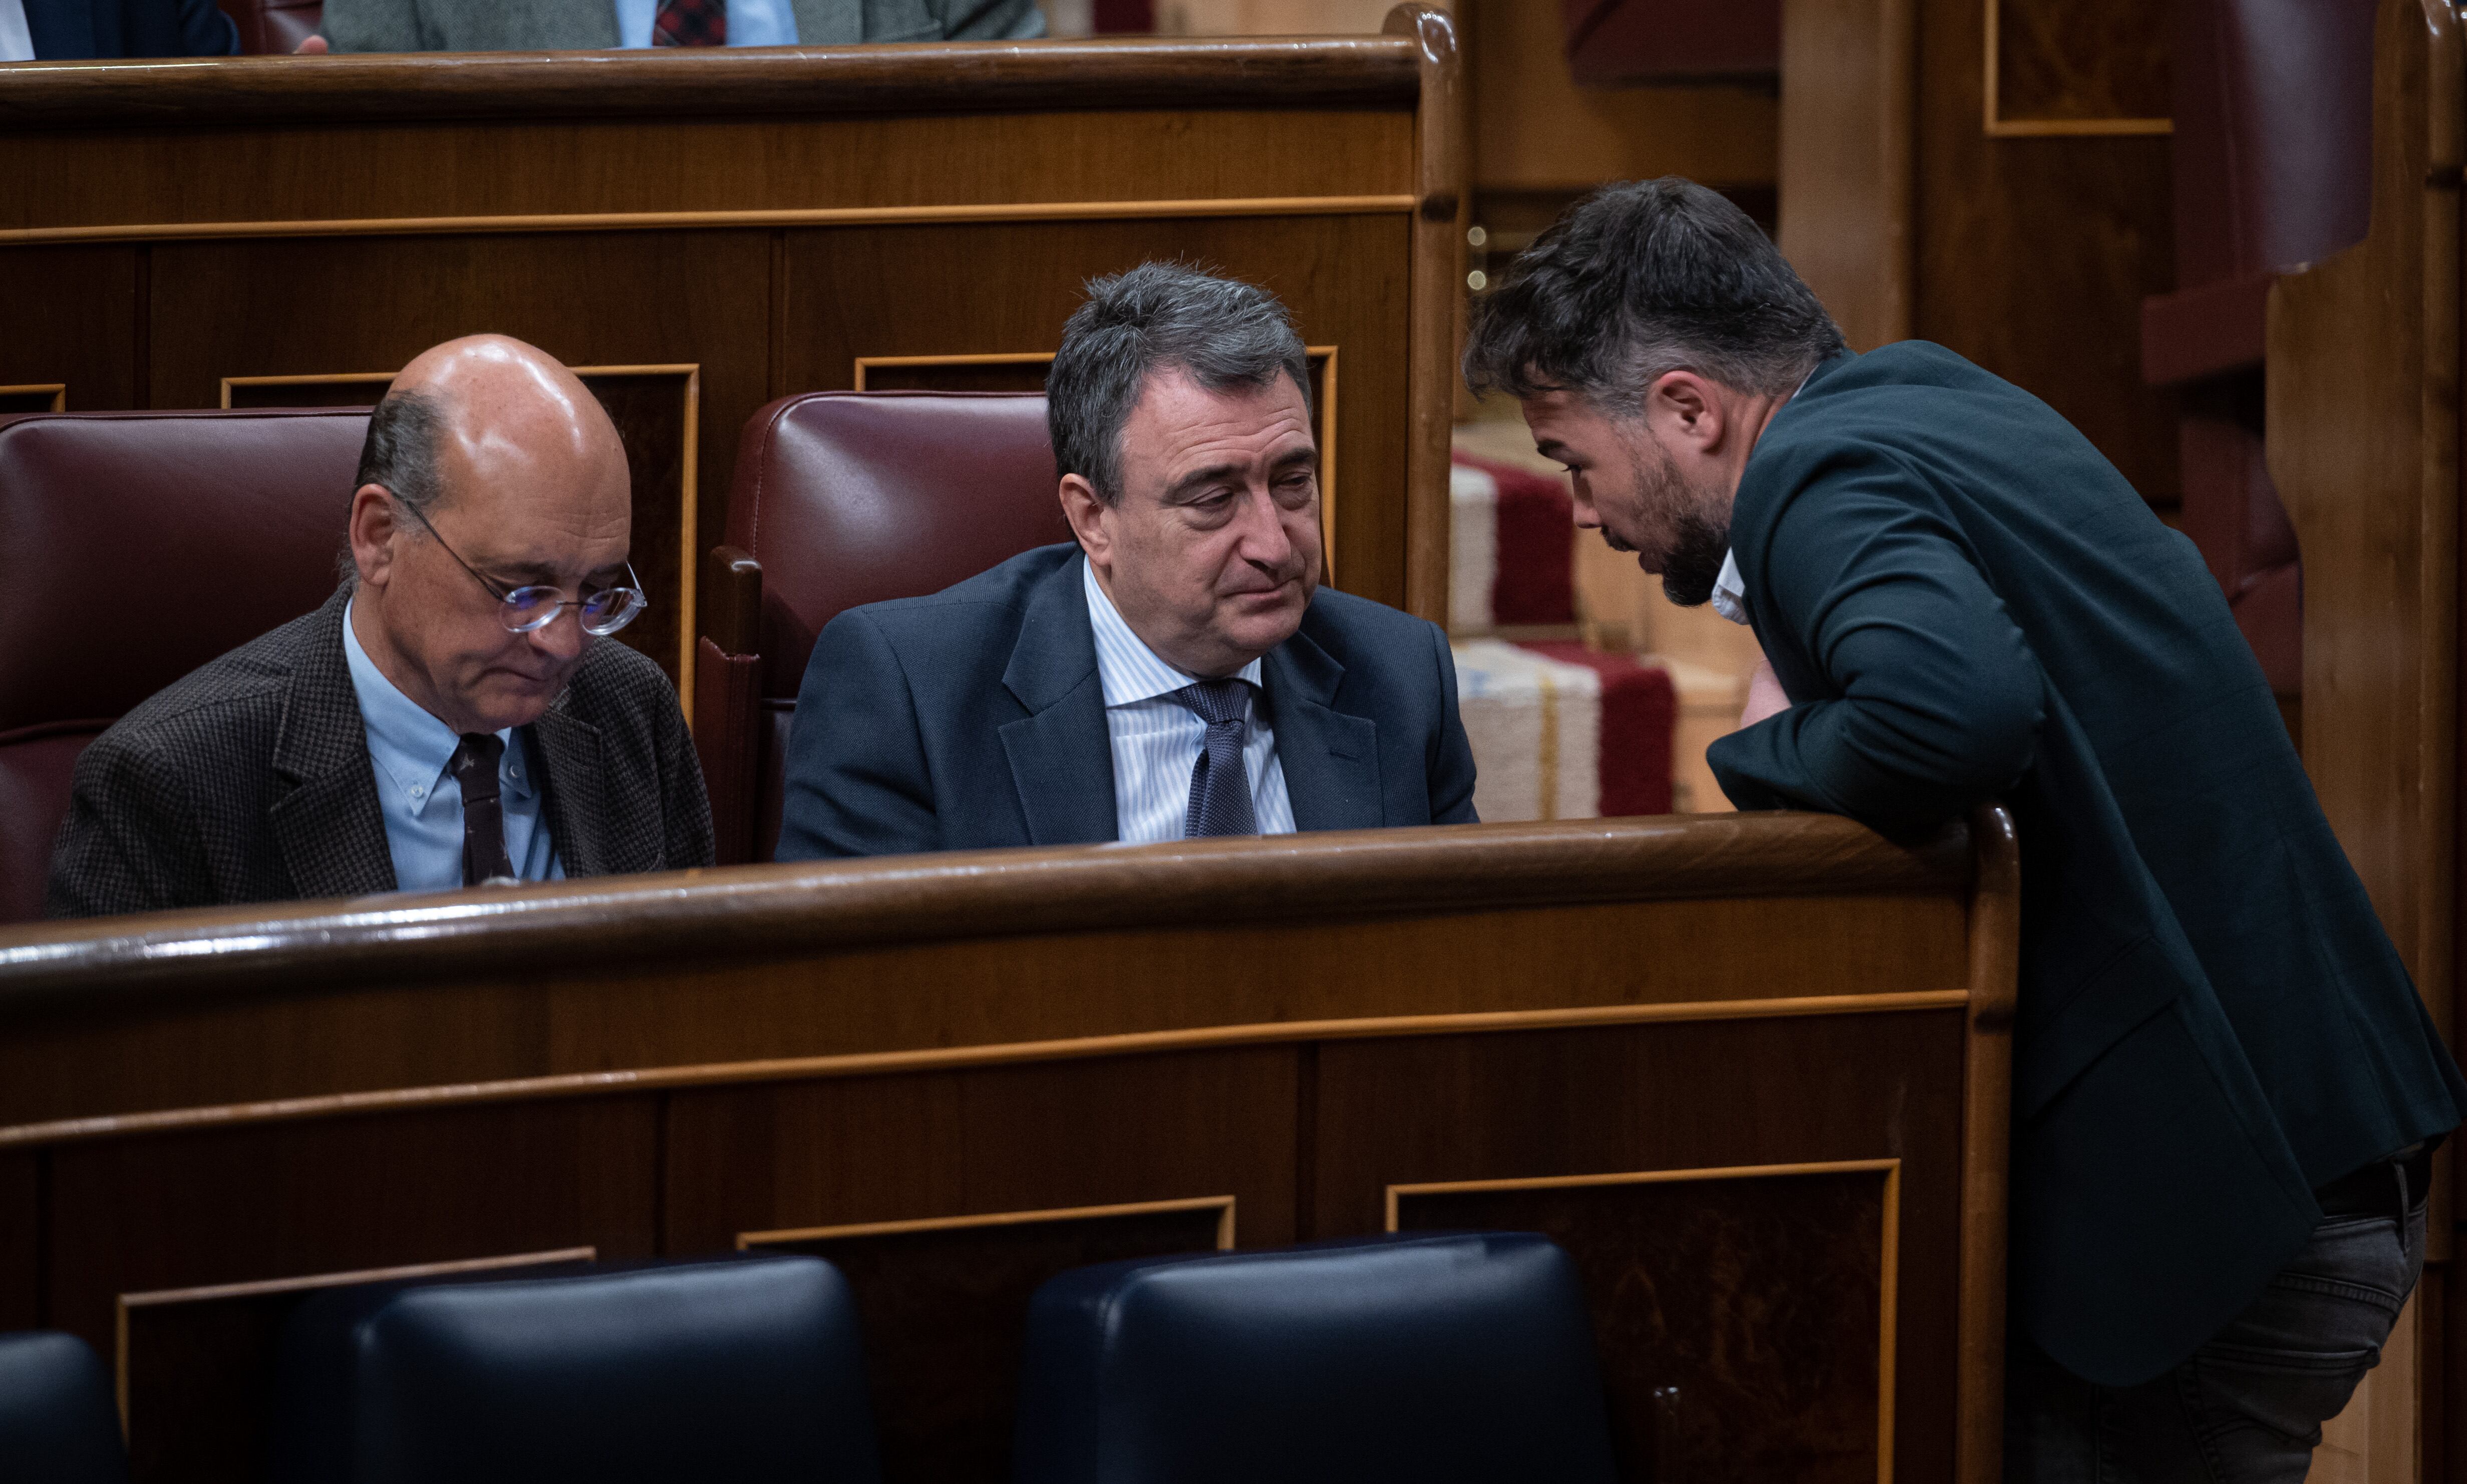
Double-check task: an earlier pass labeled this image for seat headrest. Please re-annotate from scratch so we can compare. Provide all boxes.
[269,1255,880,1484]
[1013,1232,1620,1484]
[0,1330,129,1484]
[725,392,1072,695]
[0,410,367,731]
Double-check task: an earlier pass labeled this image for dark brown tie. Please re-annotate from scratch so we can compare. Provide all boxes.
[653,0,726,46]
[449,734,517,887]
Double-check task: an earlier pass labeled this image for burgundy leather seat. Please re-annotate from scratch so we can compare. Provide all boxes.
[0,409,367,923]
[216,0,322,52]
[699,392,1071,863]
[2144,0,2376,712]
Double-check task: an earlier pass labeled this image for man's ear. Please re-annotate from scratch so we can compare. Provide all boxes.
[1058,474,1115,571]
[1645,370,1726,455]
[348,484,399,590]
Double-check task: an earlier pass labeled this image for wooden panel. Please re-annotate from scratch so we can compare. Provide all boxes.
[1987,0,2169,134]
[1777,0,1913,351]
[0,115,1415,233]
[780,215,1409,608]
[1394,1162,1896,1484]
[1912,0,2179,510]
[146,234,763,595]
[0,247,135,409]
[1313,1009,1966,1483]
[0,807,2012,1484]
[672,1051,1297,1481]
[742,1194,1236,1479]
[0,1150,34,1331]
[0,384,66,414]
[117,1248,594,1484]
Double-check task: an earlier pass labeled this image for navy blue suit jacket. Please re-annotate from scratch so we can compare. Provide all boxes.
[24,0,237,56]
[776,544,1479,858]
[1710,343,2465,1386]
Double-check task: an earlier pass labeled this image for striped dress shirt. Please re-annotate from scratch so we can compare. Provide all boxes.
[1081,558,1297,844]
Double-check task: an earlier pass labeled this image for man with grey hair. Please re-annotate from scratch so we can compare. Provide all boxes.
[1466,177,2461,1480]
[774,261,1477,858]
[51,334,713,917]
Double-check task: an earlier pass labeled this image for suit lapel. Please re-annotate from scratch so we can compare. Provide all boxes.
[530,705,613,877]
[999,552,1118,845]
[1263,626,1384,831]
[268,590,399,901]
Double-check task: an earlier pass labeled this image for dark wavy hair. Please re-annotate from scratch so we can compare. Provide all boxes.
[1464,177,1844,406]
[1047,262,1312,505]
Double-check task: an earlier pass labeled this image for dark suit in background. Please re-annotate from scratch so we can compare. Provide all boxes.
[1708,341,2465,1386]
[22,0,237,56]
[50,586,713,918]
[777,543,1479,858]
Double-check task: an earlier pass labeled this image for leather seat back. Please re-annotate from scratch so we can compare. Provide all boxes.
[0,409,367,922]
[1013,1232,1621,1484]
[267,1256,881,1484]
[721,392,1072,859]
[0,1331,129,1484]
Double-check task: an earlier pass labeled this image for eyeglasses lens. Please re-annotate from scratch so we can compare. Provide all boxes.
[499,587,565,634]
[580,587,648,637]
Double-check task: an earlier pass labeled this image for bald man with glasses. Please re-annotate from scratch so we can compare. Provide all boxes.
[49,335,713,919]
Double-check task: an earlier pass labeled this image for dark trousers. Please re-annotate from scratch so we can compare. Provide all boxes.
[2006,1203,2425,1482]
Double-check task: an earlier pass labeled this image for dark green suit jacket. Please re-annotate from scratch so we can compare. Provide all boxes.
[1709,343,2464,1386]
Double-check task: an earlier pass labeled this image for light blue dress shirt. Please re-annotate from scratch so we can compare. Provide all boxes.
[611,0,796,47]
[1082,559,1297,844]
[342,600,563,894]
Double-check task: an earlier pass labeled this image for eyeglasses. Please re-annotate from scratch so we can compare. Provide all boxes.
[388,492,649,637]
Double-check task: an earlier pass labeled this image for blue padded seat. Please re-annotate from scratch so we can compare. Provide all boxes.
[0,1331,129,1484]
[1012,1232,1619,1484]
[266,1255,881,1484]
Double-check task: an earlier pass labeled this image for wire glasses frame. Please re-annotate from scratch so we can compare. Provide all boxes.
[387,491,650,637]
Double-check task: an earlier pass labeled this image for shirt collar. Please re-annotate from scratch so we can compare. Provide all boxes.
[342,596,536,814]
[1081,555,1264,708]
[1709,367,1823,629]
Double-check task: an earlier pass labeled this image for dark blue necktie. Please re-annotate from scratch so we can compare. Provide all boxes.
[1173,679,1258,837]
[449,733,517,887]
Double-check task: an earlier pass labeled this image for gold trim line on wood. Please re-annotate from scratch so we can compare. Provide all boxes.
[112,1245,594,1429]
[739,1195,1237,1251]
[0,383,68,411]
[0,195,1421,248]
[1386,1158,1902,1483]
[0,989,1969,1151]
[1979,0,2171,138]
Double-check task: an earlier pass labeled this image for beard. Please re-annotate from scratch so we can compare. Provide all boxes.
[1619,436,1730,608]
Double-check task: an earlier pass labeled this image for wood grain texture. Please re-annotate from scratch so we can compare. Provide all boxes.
[1777,0,1914,350]
[1317,1009,1965,1483]
[1389,3,1461,623]
[0,813,1969,1006]
[0,805,2012,1483]
[1987,0,2169,130]
[1912,0,2180,508]
[1395,1164,1897,1484]
[2269,0,2461,1050]
[0,36,1421,127]
[2269,5,2463,1464]
[746,1198,1232,1480]
[0,1151,34,1331]
[1956,802,2019,1483]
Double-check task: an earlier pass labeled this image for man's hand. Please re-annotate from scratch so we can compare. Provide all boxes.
[293,34,329,52]
[1740,659,1789,728]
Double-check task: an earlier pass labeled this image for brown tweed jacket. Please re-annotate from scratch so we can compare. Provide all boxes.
[48,585,714,919]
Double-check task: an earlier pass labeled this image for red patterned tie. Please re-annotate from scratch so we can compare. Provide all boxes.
[653,0,726,46]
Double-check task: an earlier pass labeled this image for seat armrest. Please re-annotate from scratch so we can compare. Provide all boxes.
[704,544,763,659]
[696,545,765,865]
